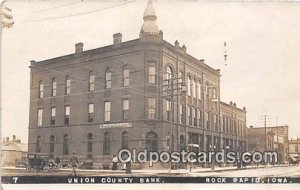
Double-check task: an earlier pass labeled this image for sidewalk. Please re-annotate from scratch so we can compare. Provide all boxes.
[3,164,284,175]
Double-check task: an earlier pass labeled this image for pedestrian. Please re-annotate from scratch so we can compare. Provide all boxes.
[125,155,132,174]
[112,155,118,170]
[55,155,61,166]
[69,151,80,176]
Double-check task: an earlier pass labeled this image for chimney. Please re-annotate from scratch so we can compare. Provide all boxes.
[199,59,205,64]
[113,33,122,44]
[182,44,186,52]
[13,135,16,141]
[175,40,179,47]
[75,42,83,53]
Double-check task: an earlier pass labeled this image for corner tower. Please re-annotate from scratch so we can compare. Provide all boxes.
[140,0,163,40]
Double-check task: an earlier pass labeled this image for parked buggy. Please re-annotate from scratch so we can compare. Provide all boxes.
[26,153,60,172]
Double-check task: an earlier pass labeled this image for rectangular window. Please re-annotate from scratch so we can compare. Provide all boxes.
[179,104,183,124]
[193,108,197,126]
[122,99,129,120]
[197,81,201,100]
[88,103,94,122]
[223,116,226,132]
[205,112,210,129]
[123,69,129,86]
[148,66,156,84]
[65,106,70,124]
[52,81,56,97]
[105,72,112,89]
[166,100,171,121]
[104,101,111,122]
[37,108,43,126]
[198,109,202,128]
[51,107,56,125]
[148,98,156,119]
[39,82,44,98]
[214,114,218,131]
[89,74,95,91]
[66,77,71,95]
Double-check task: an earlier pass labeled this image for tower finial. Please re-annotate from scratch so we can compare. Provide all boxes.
[140,0,160,36]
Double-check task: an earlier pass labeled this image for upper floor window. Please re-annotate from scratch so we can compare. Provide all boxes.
[51,78,56,97]
[123,67,129,87]
[187,76,192,96]
[51,107,56,125]
[65,106,70,124]
[198,109,202,127]
[89,72,95,91]
[104,101,111,122]
[39,81,44,98]
[214,114,218,131]
[88,103,94,123]
[166,100,171,121]
[122,99,129,120]
[178,71,183,93]
[105,68,112,89]
[65,76,71,95]
[186,106,190,125]
[148,66,156,84]
[179,104,183,124]
[148,98,156,119]
[37,108,43,127]
[193,108,197,126]
[192,78,196,98]
[166,66,173,97]
[197,81,201,100]
[206,112,210,129]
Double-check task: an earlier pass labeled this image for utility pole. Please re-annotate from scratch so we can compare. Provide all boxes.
[0,2,14,143]
[163,71,186,172]
[264,115,267,152]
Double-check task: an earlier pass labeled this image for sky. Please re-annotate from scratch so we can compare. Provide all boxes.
[1,0,300,143]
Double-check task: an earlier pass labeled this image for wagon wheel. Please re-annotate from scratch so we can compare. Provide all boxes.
[26,165,32,172]
[43,166,49,172]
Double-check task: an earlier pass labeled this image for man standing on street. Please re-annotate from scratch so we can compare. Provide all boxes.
[69,151,80,176]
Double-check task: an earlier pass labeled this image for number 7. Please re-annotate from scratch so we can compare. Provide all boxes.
[13,177,18,183]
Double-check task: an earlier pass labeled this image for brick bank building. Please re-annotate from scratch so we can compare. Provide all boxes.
[28,0,247,166]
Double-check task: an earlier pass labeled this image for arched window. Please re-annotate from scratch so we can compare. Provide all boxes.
[146,131,158,152]
[49,135,55,158]
[89,72,95,91]
[121,131,129,149]
[123,66,129,87]
[187,76,192,96]
[39,80,44,98]
[87,133,93,159]
[197,81,201,100]
[103,132,110,155]
[166,66,173,97]
[193,78,196,98]
[105,68,112,89]
[63,134,69,155]
[65,76,71,95]
[36,136,41,153]
[51,78,56,97]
